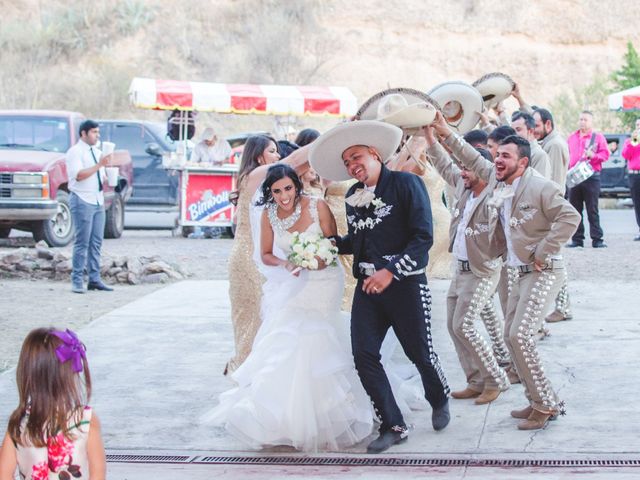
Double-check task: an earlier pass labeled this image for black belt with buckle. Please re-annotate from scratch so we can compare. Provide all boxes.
[517,264,534,274]
[457,260,471,272]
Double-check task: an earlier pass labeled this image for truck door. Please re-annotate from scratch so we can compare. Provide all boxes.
[601,134,628,194]
[109,123,176,205]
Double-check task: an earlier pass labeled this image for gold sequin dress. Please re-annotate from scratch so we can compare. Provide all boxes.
[325,180,357,311]
[226,182,265,374]
[422,163,452,279]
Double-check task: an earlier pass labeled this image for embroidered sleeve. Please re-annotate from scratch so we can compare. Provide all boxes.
[384,174,432,280]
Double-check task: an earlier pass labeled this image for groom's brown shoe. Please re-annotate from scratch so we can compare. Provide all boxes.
[451,387,481,399]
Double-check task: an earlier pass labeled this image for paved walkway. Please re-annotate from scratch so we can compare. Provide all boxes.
[1,279,639,478]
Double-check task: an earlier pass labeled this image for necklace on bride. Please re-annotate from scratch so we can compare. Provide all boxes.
[268,199,302,235]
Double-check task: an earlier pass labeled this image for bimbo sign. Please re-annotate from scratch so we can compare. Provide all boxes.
[184,173,234,224]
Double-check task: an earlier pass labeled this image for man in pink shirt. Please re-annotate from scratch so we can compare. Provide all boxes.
[621,118,640,241]
[566,111,610,248]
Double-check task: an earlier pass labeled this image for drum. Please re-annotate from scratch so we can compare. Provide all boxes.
[566,161,594,188]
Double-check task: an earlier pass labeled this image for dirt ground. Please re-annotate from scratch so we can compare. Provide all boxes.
[0,231,233,373]
[1,226,639,374]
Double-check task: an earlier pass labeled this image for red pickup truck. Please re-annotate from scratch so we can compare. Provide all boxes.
[0,110,133,246]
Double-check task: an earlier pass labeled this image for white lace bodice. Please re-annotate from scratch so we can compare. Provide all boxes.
[270,197,323,255]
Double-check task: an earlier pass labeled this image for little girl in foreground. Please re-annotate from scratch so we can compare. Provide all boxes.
[0,328,106,480]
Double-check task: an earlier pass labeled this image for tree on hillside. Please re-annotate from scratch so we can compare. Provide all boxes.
[611,41,640,129]
[550,72,620,136]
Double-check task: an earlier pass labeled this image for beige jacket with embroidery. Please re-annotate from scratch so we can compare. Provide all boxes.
[540,130,570,194]
[530,140,551,179]
[444,133,580,266]
[427,141,506,277]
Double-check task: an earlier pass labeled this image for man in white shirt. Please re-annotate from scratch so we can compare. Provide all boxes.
[447,131,579,430]
[66,120,113,293]
[190,127,232,165]
[188,127,232,238]
[425,132,510,406]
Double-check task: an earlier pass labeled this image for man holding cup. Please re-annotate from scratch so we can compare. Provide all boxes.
[65,119,114,293]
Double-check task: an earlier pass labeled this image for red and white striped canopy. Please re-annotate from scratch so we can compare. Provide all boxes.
[608,85,640,111]
[129,77,357,117]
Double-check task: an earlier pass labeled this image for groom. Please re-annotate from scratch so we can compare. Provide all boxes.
[309,121,450,454]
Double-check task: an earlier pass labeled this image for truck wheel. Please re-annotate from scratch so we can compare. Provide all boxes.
[226,225,235,238]
[0,227,11,238]
[32,191,74,247]
[181,226,194,238]
[104,194,124,239]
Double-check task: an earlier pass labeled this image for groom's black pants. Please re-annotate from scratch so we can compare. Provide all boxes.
[351,274,449,433]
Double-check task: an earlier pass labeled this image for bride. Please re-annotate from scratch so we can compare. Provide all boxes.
[204,164,373,452]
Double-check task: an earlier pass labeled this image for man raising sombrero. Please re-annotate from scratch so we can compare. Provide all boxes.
[309,120,450,454]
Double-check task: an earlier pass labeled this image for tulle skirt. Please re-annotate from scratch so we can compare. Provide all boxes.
[203,265,374,452]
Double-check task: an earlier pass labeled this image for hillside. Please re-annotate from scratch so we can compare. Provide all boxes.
[1,0,639,136]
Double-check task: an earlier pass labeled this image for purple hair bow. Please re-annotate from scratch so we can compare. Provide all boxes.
[50,329,87,373]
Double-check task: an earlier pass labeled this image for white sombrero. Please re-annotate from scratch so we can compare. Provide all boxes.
[472,72,516,109]
[427,81,484,134]
[309,120,403,182]
[356,88,440,129]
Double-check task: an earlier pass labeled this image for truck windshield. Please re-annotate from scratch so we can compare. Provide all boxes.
[146,122,194,152]
[0,116,70,152]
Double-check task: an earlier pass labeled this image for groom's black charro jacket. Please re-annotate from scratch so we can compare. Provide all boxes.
[333,165,433,280]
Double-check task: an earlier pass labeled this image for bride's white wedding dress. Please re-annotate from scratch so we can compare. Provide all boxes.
[204,197,373,452]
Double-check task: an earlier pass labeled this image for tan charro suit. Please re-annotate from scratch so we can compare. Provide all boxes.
[427,141,509,392]
[493,140,551,320]
[540,130,572,319]
[540,130,570,194]
[444,132,580,413]
[529,141,551,180]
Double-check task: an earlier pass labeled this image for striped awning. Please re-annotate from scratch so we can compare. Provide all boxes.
[128,77,357,117]
[608,85,640,111]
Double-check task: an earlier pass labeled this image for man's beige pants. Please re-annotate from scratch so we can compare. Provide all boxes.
[447,267,508,393]
[505,266,564,413]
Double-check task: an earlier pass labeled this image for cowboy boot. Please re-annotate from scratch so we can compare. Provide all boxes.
[510,405,533,419]
[511,405,558,421]
[474,388,502,405]
[517,409,553,430]
[451,387,481,399]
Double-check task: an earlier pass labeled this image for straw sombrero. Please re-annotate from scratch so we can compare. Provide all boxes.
[356,88,440,129]
[472,72,516,109]
[427,81,484,134]
[309,120,403,182]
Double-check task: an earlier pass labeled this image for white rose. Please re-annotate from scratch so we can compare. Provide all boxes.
[292,244,304,254]
[316,246,330,259]
[300,260,309,268]
[302,250,314,260]
[306,243,318,254]
[308,258,319,270]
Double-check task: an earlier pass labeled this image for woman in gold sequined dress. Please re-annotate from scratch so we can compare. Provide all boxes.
[226,136,310,375]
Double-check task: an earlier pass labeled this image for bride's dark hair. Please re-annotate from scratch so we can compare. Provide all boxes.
[256,164,304,206]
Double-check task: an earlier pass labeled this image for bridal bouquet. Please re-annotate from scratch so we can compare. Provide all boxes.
[288,231,338,270]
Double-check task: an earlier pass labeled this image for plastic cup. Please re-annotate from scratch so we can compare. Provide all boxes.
[101,141,115,156]
[106,167,119,187]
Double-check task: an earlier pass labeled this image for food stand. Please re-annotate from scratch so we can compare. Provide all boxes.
[128,77,358,234]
